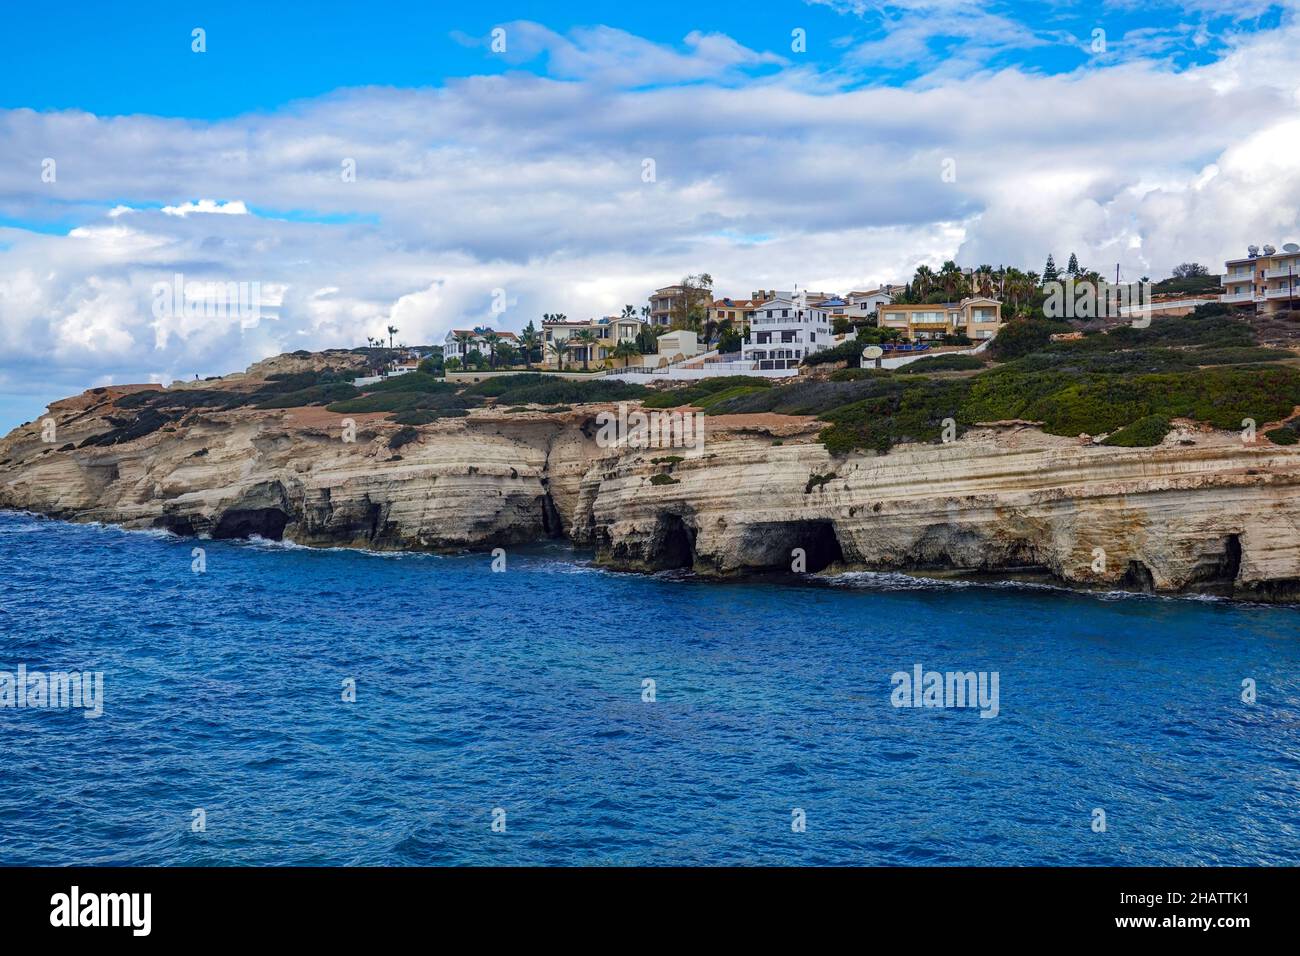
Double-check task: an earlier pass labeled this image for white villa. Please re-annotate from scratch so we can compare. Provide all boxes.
[443,328,519,363]
[741,294,832,370]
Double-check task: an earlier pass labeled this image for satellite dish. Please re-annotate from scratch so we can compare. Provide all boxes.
[1263,244,1277,255]
[1283,243,1299,253]
[1248,245,1260,257]
[862,345,884,361]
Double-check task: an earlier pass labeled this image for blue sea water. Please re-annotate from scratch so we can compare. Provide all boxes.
[0,510,1297,866]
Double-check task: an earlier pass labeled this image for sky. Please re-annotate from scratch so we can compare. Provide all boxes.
[2,0,1299,430]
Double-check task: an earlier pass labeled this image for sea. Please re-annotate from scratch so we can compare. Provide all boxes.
[1,510,1297,865]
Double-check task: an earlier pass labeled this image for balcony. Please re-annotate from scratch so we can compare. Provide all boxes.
[1265,266,1300,280]
[1265,286,1299,299]
[1221,290,1260,304]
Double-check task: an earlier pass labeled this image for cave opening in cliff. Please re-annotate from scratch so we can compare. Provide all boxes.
[790,520,845,574]
[212,508,290,541]
[1187,533,1243,590]
[1120,559,1155,593]
[650,513,696,571]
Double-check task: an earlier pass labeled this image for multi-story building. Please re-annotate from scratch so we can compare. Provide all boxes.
[541,315,642,367]
[843,285,902,321]
[443,328,519,363]
[1222,244,1300,313]
[706,293,772,336]
[647,284,714,328]
[741,294,832,370]
[876,297,1003,341]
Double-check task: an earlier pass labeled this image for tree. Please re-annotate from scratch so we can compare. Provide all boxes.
[387,325,398,349]
[1042,255,1059,284]
[444,357,462,372]
[718,328,742,354]
[911,264,936,299]
[495,341,518,367]
[519,322,540,369]
[621,304,637,319]
[546,338,567,371]
[572,329,598,370]
[483,331,499,370]
[611,340,640,367]
[636,324,659,353]
[670,273,713,329]
[1066,253,1080,275]
[455,331,474,365]
[1172,262,1210,278]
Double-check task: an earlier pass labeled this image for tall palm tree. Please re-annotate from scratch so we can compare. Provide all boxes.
[483,331,499,370]
[386,325,398,349]
[519,323,540,369]
[912,265,936,299]
[621,304,636,319]
[546,338,567,371]
[572,329,598,370]
[455,331,474,365]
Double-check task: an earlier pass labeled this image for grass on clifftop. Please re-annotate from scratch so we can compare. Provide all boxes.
[704,307,1300,454]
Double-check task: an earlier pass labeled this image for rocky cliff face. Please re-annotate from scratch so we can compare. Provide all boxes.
[2,378,1298,601]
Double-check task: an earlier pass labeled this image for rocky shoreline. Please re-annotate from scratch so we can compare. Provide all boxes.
[3,356,1299,603]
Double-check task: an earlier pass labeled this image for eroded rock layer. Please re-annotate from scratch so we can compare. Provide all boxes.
[2,383,1298,601]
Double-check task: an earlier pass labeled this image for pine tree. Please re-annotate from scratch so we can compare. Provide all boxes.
[1043,254,1059,283]
[1066,253,1080,275]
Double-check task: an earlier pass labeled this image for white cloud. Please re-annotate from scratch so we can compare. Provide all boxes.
[2,17,1300,425]
[161,199,250,217]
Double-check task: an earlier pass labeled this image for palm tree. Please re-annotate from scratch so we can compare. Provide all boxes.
[546,338,567,371]
[572,329,598,370]
[612,340,640,368]
[455,331,474,365]
[621,304,636,319]
[519,322,540,369]
[912,264,936,299]
[386,325,398,349]
[483,331,499,370]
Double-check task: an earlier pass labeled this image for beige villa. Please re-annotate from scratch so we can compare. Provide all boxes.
[876,296,1004,341]
[541,315,642,368]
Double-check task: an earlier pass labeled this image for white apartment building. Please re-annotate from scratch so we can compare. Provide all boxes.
[1222,243,1300,313]
[741,294,832,370]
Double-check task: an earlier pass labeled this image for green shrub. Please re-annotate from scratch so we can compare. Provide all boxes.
[1102,415,1171,447]
[360,372,453,394]
[649,473,680,486]
[805,472,837,493]
[990,317,1073,360]
[898,353,987,374]
[388,426,420,449]
[255,383,359,408]
[1266,423,1299,445]
[642,376,773,409]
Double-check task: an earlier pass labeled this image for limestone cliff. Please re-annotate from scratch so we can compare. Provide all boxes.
[2,375,1298,601]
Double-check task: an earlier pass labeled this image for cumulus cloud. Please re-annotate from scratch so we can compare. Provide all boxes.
[2,15,1300,428]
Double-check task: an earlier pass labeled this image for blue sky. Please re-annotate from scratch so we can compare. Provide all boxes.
[1,0,1298,432]
[1,0,1282,117]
